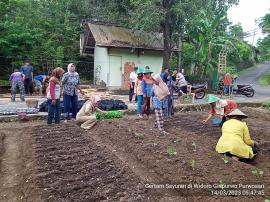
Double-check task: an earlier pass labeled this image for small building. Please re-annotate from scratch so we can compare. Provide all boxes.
[80,22,165,89]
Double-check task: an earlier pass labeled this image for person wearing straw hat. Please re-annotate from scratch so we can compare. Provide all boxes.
[76,95,104,129]
[216,109,258,161]
[134,67,144,117]
[203,95,237,127]
[141,68,154,118]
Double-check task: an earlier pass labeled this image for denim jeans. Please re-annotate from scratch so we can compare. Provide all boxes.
[63,93,78,119]
[224,85,233,94]
[137,95,143,113]
[47,99,60,124]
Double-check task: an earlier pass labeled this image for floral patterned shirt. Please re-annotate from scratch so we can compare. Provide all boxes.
[62,72,80,96]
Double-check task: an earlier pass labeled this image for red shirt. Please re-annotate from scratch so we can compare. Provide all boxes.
[224,75,232,85]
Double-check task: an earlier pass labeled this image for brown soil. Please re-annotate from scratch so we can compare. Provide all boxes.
[0,107,269,202]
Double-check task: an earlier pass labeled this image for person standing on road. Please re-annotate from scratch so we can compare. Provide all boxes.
[62,63,85,122]
[129,67,138,102]
[223,73,232,95]
[134,68,144,117]
[47,67,65,125]
[21,61,34,96]
[9,69,25,102]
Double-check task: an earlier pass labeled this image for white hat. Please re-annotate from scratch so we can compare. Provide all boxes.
[226,109,248,118]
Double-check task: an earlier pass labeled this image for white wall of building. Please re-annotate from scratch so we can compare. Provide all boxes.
[94,46,163,87]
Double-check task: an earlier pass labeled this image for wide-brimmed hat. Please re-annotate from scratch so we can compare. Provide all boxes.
[136,67,144,74]
[143,68,153,74]
[207,95,220,103]
[226,109,248,118]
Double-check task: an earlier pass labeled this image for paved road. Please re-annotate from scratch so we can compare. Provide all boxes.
[236,62,270,99]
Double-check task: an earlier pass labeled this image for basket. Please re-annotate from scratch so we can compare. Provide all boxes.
[26,99,39,108]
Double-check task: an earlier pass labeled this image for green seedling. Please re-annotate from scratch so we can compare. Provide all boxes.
[134,132,144,139]
[264,199,270,202]
[192,142,196,152]
[222,154,229,164]
[219,180,225,189]
[190,159,196,171]
[251,169,264,177]
[167,146,177,157]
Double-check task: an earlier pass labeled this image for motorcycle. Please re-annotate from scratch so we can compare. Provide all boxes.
[191,82,208,99]
[174,82,207,99]
[233,84,255,97]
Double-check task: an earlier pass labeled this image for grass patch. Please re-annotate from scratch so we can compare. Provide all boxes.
[262,100,270,110]
[258,70,270,86]
[0,80,10,86]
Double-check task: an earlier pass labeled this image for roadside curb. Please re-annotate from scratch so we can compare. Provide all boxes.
[0,102,265,123]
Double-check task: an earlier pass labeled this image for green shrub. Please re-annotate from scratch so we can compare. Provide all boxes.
[0,80,10,86]
[262,100,270,110]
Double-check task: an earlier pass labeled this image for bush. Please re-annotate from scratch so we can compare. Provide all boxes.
[0,80,10,86]
[262,100,270,110]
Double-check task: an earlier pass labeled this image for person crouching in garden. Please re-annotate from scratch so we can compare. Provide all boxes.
[134,68,144,118]
[151,74,170,133]
[62,63,84,122]
[141,68,154,118]
[203,95,237,127]
[76,95,105,129]
[9,69,25,102]
[47,67,65,125]
[216,109,258,161]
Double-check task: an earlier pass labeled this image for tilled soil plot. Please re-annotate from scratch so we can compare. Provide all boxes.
[33,124,157,202]
[89,107,270,202]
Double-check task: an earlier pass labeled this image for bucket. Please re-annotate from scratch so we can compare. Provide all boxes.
[212,117,222,126]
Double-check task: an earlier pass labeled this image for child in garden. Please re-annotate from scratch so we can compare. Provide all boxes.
[134,68,144,118]
[47,67,65,125]
[151,74,170,133]
[9,69,25,102]
[141,68,154,118]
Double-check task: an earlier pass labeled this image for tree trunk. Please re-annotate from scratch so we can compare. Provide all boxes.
[162,0,174,69]
[178,31,183,72]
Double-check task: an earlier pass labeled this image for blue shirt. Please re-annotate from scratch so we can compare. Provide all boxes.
[21,66,33,79]
[142,79,153,97]
[151,87,168,109]
[161,72,169,83]
[34,75,44,82]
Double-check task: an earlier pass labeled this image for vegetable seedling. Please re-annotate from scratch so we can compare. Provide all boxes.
[192,142,196,152]
[134,132,144,139]
[219,180,225,189]
[264,199,270,202]
[190,159,196,171]
[167,146,177,157]
[251,169,264,177]
[222,154,229,164]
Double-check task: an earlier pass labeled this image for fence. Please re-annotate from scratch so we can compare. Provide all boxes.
[0,56,94,82]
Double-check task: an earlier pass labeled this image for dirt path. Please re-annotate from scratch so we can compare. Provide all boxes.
[0,122,41,202]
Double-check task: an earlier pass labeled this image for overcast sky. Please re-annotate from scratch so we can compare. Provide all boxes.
[228,0,270,45]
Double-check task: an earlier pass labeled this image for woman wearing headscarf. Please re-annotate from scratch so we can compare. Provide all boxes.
[203,95,237,127]
[62,63,84,122]
[216,109,258,161]
[76,95,104,129]
[151,74,170,132]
